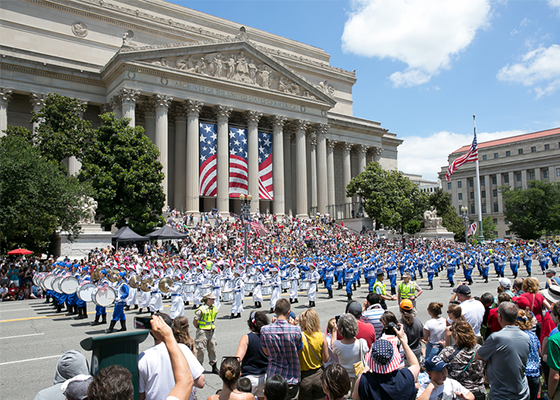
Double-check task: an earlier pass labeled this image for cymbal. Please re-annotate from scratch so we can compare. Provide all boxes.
[128,274,140,289]
[159,277,173,293]
[140,277,153,292]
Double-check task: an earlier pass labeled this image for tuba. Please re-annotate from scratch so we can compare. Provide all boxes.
[528,239,536,248]
[554,236,560,247]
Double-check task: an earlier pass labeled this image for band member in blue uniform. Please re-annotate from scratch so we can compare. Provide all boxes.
[523,248,533,276]
[107,271,129,333]
[323,262,334,298]
[91,269,108,326]
[74,266,90,319]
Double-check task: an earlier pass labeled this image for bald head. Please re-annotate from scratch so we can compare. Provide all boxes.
[498,301,519,325]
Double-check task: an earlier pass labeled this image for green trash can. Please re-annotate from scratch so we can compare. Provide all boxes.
[81,330,149,400]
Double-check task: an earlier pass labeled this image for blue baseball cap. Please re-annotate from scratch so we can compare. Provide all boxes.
[425,355,448,372]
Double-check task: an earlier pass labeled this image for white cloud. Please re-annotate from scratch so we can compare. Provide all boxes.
[548,0,560,12]
[341,0,492,87]
[497,44,560,97]
[398,130,526,181]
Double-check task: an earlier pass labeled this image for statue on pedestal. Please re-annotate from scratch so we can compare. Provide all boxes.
[423,206,443,229]
[81,196,98,225]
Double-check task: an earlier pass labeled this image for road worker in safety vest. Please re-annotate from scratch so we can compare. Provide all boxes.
[194,292,219,375]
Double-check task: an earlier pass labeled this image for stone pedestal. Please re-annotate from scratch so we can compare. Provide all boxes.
[417,226,455,240]
[55,224,113,260]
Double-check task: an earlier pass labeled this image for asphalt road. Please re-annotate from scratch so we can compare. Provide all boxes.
[0,268,540,400]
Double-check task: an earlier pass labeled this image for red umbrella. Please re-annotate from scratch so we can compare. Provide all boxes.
[7,248,33,255]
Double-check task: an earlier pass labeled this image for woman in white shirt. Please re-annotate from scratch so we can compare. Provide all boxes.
[423,302,446,358]
[331,314,369,390]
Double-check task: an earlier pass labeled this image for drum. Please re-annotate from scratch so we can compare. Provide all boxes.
[52,277,65,293]
[300,280,310,290]
[282,280,291,290]
[245,281,256,292]
[184,282,195,292]
[43,274,55,291]
[221,290,234,302]
[77,283,96,302]
[261,284,272,295]
[200,285,212,296]
[60,277,79,294]
[92,286,116,307]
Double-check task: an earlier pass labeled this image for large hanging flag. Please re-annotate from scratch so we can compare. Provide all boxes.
[445,133,478,181]
[258,131,273,200]
[229,127,248,197]
[199,123,218,197]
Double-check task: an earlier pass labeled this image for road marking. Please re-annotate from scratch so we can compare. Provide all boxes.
[0,354,61,366]
[0,333,44,340]
[0,307,45,312]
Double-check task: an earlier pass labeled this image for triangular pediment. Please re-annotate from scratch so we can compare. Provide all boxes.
[102,40,336,106]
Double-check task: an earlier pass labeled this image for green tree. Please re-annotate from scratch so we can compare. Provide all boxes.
[0,135,88,252]
[79,113,165,235]
[482,215,497,240]
[346,162,427,234]
[502,181,560,239]
[31,93,92,163]
[428,188,463,242]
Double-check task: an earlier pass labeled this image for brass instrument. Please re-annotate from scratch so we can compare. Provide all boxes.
[509,240,516,247]
[107,269,119,282]
[140,277,154,292]
[528,239,536,248]
[554,236,560,246]
[128,274,140,289]
[158,277,173,293]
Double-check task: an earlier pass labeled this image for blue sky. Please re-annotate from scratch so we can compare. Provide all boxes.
[173,0,560,181]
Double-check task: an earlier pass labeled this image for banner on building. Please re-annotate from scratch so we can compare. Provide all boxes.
[229,127,248,197]
[199,123,218,197]
[258,131,273,200]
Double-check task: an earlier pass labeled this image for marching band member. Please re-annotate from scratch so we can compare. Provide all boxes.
[288,261,299,304]
[148,274,163,315]
[230,269,244,318]
[253,265,264,308]
[91,269,108,326]
[107,271,129,333]
[74,266,90,319]
[323,261,334,298]
[307,263,320,307]
[169,272,185,319]
[523,247,533,276]
[343,262,354,301]
[510,250,520,278]
[138,267,151,314]
[269,267,281,314]
[192,265,205,309]
[210,266,222,309]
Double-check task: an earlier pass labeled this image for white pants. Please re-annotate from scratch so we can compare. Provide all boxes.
[126,288,137,306]
[270,286,281,309]
[307,282,317,302]
[213,288,221,308]
[139,291,151,308]
[290,279,298,299]
[253,284,263,302]
[231,291,243,314]
[193,285,202,306]
[170,295,184,319]
[149,292,163,312]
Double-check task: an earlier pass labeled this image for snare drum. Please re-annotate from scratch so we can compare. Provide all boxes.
[77,283,96,302]
[60,277,79,294]
[43,274,55,291]
[52,277,64,293]
[221,290,234,302]
[282,280,291,290]
[200,285,212,296]
[300,280,310,290]
[184,282,195,293]
[245,281,256,292]
[92,286,116,307]
[261,285,272,295]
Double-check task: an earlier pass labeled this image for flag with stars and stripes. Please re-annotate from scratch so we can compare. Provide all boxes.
[258,131,273,200]
[229,127,248,197]
[199,123,218,197]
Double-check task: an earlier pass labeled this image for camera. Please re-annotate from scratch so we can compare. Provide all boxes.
[335,314,341,323]
[134,316,152,330]
[383,321,398,335]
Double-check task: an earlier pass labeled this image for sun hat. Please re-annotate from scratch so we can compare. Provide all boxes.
[367,339,401,374]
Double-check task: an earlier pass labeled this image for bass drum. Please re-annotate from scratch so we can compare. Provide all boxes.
[92,286,116,307]
[43,274,55,291]
[60,277,79,294]
[52,277,65,293]
[77,283,96,302]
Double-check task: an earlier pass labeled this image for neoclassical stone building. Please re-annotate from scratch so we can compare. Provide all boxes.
[0,0,401,219]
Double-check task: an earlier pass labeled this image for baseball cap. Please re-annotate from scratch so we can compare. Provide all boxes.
[453,284,471,295]
[346,301,363,317]
[513,296,531,310]
[545,269,556,275]
[498,277,511,289]
[400,299,413,311]
[425,355,448,372]
[61,375,92,400]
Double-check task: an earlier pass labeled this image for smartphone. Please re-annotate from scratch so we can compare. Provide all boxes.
[134,316,152,330]
[335,314,341,323]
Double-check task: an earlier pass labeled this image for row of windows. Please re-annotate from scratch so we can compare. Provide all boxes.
[455,202,500,214]
[479,142,558,160]
[448,168,556,189]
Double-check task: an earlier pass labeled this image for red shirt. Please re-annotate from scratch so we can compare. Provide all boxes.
[487,307,503,335]
[541,311,557,345]
[517,293,546,323]
[337,319,377,348]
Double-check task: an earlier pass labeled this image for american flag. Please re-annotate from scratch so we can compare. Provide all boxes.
[446,133,478,181]
[258,131,273,200]
[250,220,268,236]
[467,222,477,237]
[199,123,218,196]
[229,127,248,197]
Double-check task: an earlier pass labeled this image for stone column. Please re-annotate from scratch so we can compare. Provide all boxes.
[496,173,503,213]
[521,169,528,190]
[485,174,491,214]
[369,147,383,164]
[508,172,515,189]
[326,139,337,214]
[142,101,156,143]
[186,100,204,215]
[216,105,233,217]
[0,88,13,136]
[358,145,368,172]
[535,168,542,181]
[272,115,287,216]
[342,142,353,209]
[154,94,173,205]
[295,120,310,219]
[119,88,140,127]
[283,131,293,215]
[247,111,263,213]
[316,124,329,215]
[30,92,48,132]
[174,104,187,212]
[309,132,318,214]
[67,99,88,176]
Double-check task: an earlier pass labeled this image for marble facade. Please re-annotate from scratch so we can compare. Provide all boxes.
[0,0,401,219]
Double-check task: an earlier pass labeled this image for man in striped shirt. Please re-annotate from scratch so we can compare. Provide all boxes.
[361,292,385,339]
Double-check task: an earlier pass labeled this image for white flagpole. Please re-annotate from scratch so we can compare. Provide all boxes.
[473,115,485,242]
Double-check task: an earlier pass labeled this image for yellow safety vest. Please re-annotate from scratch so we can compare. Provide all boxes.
[398,282,415,299]
[197,304,218,330]
[373,280,386,296]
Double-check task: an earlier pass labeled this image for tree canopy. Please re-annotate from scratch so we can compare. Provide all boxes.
[482,215,497,240]
[0,135,88,252]
[79,113,165,235]
[502,180,560,239]
[346,162,427,234]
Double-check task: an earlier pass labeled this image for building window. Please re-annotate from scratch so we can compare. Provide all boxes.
[529,171,535,180]
[505,219,509,224]
[494,153,499,159]
[503,174,509,183]
[457,181,462,188]
[494,203,499,213]
[531,146,536,153]
[482,203,487,213]
[471,204,475,214]
[516,173,522,182]
[469,178,474,187]
[545,144,550,150]
[493,189,498,197]
[506,230,511,236]
[557,168,560,177]
[450,194,452,202]
[506,150,511,157]
[543,169,549,179]
[482,154,487,161]
[492,176,497,185]
[518,148,523,155]
[447,182,452,190]
[492,218,498,224]
[480,177,485,186]
[458,193,463,200]
[469,191,474,200]
[481,190,486,198]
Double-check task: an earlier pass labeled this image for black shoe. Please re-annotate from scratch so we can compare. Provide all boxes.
[211,364,219,375]
[309,302,313,308]
[236,313,241,318]
[328,290,333,298]
[101,315,107,324]
[484,278,488,283]
[133,305,138,309]
[429,282,433,290]
[450,282,454,287]
[118,320,127,332]
[106,320,117,333]
[435,273,439,277]
[270,308,274,314]
[124,306,130,311]
[290,298,293,304]
[294,299,298,303]
[347,293,352,301]
[91,315,101,326]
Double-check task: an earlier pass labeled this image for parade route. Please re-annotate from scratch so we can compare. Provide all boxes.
[0,271,529,400]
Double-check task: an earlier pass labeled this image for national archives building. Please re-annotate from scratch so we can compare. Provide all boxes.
[0,0,401,219]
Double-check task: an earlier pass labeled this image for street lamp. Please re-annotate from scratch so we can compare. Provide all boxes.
[461,206,469,247]
[239,194,252,262]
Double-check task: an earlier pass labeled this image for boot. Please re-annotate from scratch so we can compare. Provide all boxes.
[124,306,130,311]
[513,273,517,279]
[390,287,396,296]
[44,296,51,303]
[82,307,88,319]
[106,320,117,333]
[211,363,219,375]
[435,273,439,277]
[328,289,333,298]
[449,282,454,287]
[429,282,433,290]
[312,301,316,307]
[468,279,473,286]
[484,277,489,283]
[309,301,313,308]
[67,305,77,316]
[270,308,274,314]
[236,313,241,318]
[357,279,361,287]
[56,303,64,313]
[231,313,235,319]
[290,298,294,304]
[133,305,138,310]
[294,298,298,303]
[101,314,107,324]
[118,320,127,332]
[347,293,352,301]
[91,314,101,326]
[352,283,357,291]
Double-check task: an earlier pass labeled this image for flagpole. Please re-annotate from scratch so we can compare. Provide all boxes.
[473,115,485,243]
